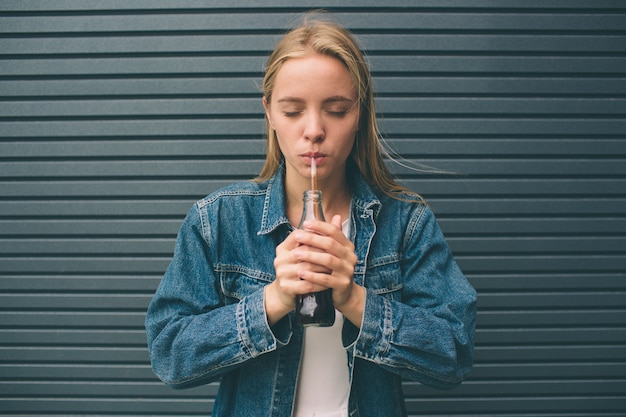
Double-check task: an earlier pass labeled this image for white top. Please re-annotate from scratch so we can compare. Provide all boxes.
[293,219,351,417]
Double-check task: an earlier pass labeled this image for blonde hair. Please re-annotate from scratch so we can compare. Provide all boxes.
[257,14,422,202]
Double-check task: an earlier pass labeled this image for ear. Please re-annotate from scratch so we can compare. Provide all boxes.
[262,97,274,129]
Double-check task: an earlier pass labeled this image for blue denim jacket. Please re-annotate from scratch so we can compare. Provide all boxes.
[146,165,477,417]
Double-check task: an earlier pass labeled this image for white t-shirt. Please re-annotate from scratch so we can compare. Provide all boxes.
[293,219,351,417]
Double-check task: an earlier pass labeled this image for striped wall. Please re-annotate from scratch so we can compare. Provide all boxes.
[1,1,625,415]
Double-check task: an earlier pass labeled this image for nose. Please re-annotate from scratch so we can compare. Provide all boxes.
[303,112,325,143]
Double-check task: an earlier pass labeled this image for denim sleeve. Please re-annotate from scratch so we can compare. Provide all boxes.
[349,205,477,390]
[145,204,287,389]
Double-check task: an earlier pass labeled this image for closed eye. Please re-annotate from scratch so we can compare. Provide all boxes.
[326,109,350,117]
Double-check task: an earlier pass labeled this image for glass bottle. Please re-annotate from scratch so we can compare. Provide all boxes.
[295,190,335,327]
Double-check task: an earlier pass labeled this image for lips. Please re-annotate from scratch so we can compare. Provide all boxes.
[302,152,325,164]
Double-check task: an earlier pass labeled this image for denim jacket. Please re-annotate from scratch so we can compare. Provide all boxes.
[146,165,477,417]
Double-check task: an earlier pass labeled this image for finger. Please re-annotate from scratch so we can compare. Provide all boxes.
[279,229,302,251]
[294,228,355,261]
[293,225,343,249]
[296,258,331,275]
[296,269,332,293]
[300,219,341,236]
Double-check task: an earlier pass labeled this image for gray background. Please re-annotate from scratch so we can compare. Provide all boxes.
[1,1,625,415]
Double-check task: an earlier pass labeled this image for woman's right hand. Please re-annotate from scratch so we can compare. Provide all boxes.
[265,229,330,326]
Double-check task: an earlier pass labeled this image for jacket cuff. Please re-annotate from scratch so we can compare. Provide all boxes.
[236,288,291,358]
[350,289,393,360]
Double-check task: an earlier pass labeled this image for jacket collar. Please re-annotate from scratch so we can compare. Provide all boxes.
[347,167,382,219]
[258,162,290,235]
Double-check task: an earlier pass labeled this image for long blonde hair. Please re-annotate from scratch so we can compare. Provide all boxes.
[257,14,422,202]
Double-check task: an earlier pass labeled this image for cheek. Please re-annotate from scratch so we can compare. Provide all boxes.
[342,115,360,141]
[346,136,357,156]
[273,119,291,140]
[274,129,292,157]
[273,120,304,151]
[270,113,293,135]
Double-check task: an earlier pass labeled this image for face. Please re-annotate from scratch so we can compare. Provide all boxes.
[264,52,359,190]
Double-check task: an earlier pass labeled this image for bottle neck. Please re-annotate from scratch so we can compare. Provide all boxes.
[299,190,325,228]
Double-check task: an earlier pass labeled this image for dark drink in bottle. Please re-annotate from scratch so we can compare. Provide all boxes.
[295,190,335,327]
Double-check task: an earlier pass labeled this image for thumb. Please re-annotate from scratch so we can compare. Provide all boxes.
[331,214,343,230]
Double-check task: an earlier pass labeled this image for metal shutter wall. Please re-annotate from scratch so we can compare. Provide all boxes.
[1,1,625,416]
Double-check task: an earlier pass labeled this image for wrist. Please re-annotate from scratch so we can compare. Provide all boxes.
[336,284,366,328]
[264,283,294,327]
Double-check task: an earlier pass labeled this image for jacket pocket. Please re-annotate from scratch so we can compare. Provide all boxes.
[364,254,402,301]
[217,264,274,304]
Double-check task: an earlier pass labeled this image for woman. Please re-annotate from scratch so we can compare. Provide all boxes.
[146,14,477,417]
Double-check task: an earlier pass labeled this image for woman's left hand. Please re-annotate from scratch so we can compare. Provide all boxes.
[292,215,366,327]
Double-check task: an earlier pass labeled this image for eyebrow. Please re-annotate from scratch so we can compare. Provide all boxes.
[276,95,355,105]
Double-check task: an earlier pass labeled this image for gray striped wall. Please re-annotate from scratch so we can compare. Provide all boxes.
[1,1,625,416]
